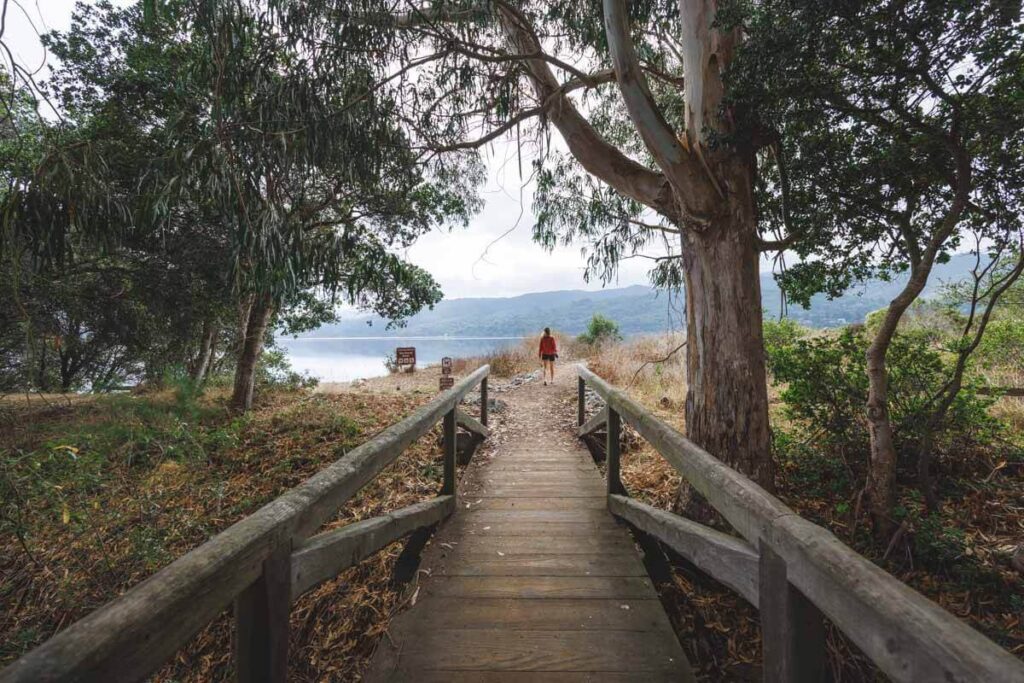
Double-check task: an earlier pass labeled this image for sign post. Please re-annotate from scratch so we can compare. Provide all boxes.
[439,356,454,390]
[395,347,416,372]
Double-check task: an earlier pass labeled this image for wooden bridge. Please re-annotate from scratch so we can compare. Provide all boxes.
[2,365,1023,682]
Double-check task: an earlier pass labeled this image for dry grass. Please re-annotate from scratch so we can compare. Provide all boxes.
[0,387,464,681]
[453,330,587,379]
[586,333,688,424]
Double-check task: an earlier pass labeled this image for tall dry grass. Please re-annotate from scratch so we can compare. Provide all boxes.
[453,330,586,378]
[585,333,688,426]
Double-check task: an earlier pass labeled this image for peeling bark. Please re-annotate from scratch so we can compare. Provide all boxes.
[678,158,774,506]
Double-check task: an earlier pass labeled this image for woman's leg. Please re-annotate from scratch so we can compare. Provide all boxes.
[549,360,556,381]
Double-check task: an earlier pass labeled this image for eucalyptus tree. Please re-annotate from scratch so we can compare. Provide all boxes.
[3,1,479,409]
[274,0,788,506]
[725,0,1024,533]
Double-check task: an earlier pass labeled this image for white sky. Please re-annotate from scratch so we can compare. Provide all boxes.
[3,1,726,301]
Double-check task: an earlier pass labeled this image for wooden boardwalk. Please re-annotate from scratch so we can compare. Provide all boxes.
[366,374,693,681]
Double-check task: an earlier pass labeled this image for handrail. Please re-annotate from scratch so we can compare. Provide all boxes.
[1,365,490,683]
[578,366,1024,683]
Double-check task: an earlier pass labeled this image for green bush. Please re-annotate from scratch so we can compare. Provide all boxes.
[767,326,999,463]
[578,314,622,345]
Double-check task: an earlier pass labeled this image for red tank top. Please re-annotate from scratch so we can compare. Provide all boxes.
[539,336,558,355]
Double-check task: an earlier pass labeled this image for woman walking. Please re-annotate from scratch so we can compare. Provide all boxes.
[539,327,558,385]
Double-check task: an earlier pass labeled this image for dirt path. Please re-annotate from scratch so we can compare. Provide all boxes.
[364,362,693,681]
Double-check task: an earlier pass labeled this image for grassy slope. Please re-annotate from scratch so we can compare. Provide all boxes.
[0,386,451,681]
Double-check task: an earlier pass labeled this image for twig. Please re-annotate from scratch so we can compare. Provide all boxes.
[882,520,910,561]
[627,340,687,388]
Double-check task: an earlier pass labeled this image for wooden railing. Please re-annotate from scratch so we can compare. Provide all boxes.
[577,367,1024,683]
[0,365,490,683]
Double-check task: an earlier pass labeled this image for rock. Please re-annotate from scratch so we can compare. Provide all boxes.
[464,396,509,414]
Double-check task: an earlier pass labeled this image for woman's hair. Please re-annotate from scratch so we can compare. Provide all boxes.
[543,327,551,336]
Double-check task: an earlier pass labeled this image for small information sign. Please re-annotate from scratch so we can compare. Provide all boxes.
[441,357,453,375]
[395,347,416,369]
[439,375,455,390]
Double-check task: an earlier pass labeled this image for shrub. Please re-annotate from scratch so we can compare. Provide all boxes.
[578,314,622,345]
[767,326,999,466]
[762,318,809,375]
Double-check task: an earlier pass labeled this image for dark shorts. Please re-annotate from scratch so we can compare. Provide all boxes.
[542,354,557,362]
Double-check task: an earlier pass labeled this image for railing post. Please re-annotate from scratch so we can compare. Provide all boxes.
[480,376,488,426]
[235,542,291,683]
[442,408,457,496]
[759,541,826,683]
[606,408,623,495]
[577,376,586,427]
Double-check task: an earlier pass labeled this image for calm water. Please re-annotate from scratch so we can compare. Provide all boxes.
[277,337,523,382]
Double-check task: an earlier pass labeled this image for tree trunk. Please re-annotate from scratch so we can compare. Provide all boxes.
[191,318,217,384]
[865,266,930,539]
[675,161,774,516]
[230,295,274,413]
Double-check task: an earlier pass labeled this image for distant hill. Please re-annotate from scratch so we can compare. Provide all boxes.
[301,254,978,337]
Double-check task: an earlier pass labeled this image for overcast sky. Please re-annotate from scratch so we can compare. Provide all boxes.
[5,1,687,300]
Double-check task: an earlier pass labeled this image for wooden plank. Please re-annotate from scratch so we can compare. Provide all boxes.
[443,410,457,495]
[577,376,586,426]
[456,408,490,438]
[474,466,595,475]
[291,497,454,597]
[458,509,616,523]
[608,495,758,604]
[424,576,655,600]
[373,672,681,683]
[577,406,608,437]
[378,628,690,674]
[447,521,621,536]
[480,377,488,426]
[235,543,291,683]
[386,597,671,630]
[429,553,645,577]
[759,541,825,682]
[470,472,602,484]
[606,408,623,495]
[462,497,606,511]
[446,535,633,555]
[0,367,491,683]
[770,514,1024,683]
[461,486,604,499]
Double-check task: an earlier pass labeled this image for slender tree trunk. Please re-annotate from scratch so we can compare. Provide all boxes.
[230,295,274,413]
[865,268,930,538]
[191,319,217,384]
[674,162,774,516]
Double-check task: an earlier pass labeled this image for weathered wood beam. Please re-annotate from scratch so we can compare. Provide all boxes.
[608,495,758,605]
[771,514,1024,683]
[579,366,788,545]
[291,497,455,598]
[759,541,825,682]
[456,408,490,439]
[577,407,608,438]
[0,367,489,683]
[236,544,292,683]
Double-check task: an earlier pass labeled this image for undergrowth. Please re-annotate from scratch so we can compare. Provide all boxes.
[0,385,454,681]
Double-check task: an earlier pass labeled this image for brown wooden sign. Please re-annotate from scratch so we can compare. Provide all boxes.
[441,357,453,375]
[395,347,416,367]
[439,375,454,390]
